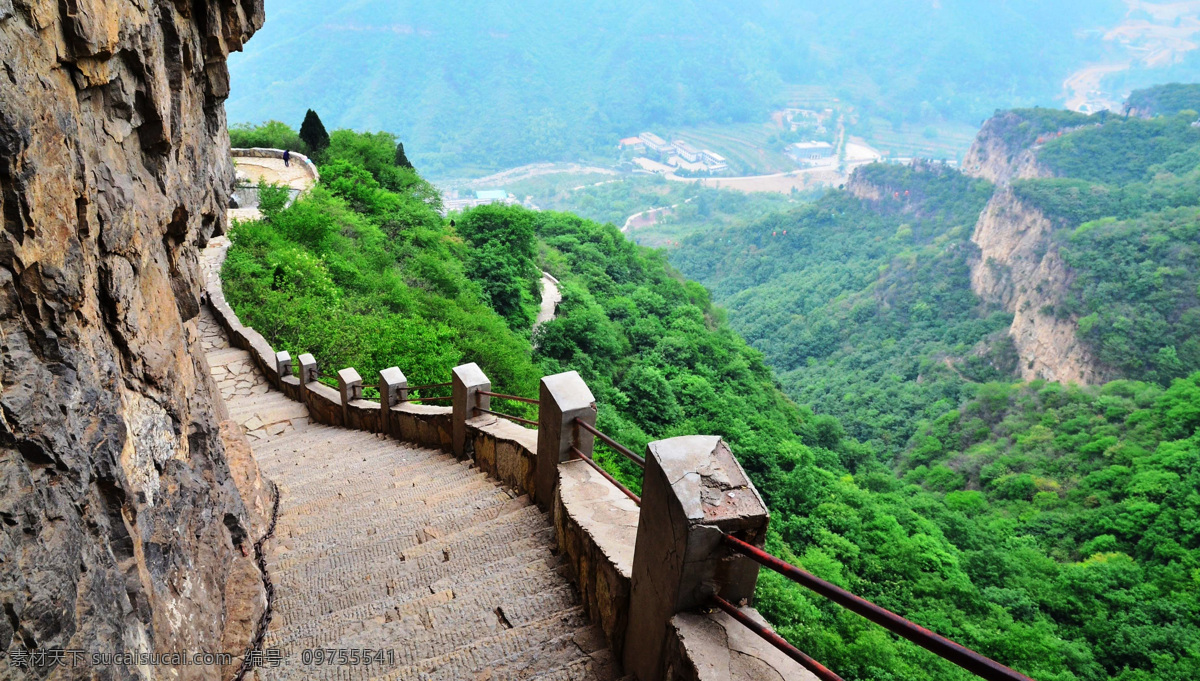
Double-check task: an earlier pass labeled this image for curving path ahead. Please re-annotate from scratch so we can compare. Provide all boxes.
[200,240,620,680]
[537,272,562,327]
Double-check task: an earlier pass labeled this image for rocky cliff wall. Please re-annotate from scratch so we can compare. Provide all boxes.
[0,1,266,678]
[969,190,1110,385]
[961,112,1054,187]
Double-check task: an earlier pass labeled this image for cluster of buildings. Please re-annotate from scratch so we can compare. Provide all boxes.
[619,133,729,174]
[786,141,836,167]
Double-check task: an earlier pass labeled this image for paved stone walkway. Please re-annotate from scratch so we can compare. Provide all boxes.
[201,241,620,680]
[536,273,561,328]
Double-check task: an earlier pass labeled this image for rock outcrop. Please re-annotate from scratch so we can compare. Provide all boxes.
[961,112,1055,187]
[968,190,1110,385]
[0,1,265,678]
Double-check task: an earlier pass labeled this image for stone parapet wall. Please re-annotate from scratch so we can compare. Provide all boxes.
[555,461,639,660]
[231,147,321,184]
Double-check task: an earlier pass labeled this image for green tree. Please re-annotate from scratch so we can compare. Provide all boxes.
[455,204,540,328]
[299,109,330,158]
[395,142,413,169]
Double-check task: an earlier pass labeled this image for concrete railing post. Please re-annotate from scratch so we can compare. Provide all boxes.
[337,367,363,424]
[452,363,490,459]
[297,353,318,400]
[535,371,596,509]
[275,351,293,378]
[379,367,407,437]
[622,436,770,681]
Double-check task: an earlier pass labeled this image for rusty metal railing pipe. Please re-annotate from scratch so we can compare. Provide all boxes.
[478,390,540,405]
[407,381,453,391]
[570,446,641,505]
[402,396,453,403]
[711,596,844,681]
[477,407,538,428]
[722,535,1035,681]
[574,419,645,468]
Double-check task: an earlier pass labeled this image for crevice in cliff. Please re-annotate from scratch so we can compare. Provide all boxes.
[234,481,279,681]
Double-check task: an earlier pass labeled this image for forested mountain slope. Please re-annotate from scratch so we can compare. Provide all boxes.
[226,0,1125,175]
[669,95,1200,679]
[223,121,1199,680]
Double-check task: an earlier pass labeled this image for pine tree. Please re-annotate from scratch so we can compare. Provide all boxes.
[394,142,413,169]
[299,109,330,157]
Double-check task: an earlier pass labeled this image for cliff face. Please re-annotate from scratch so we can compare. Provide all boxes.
[961,112,1054,187]
[969,190,1109,385]
[0,0,267,677]
[960,112,1113,385]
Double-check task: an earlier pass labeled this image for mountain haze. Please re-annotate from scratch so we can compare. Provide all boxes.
[228,0,1140,175]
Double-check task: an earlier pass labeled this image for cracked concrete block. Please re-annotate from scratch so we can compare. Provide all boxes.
[624,436,770,681]
[666,609,817,681]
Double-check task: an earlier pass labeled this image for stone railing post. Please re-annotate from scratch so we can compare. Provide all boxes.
[337,367,363,424]
[275,351,292,378]
[379,367,407,437]
[452,363,490,459]
[535,371,596,509]
[298,353,318,400]
[622,436,769,681]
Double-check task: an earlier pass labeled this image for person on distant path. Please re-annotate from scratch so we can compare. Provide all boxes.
[283,149,291,167]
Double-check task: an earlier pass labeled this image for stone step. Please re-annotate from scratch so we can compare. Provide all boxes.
[262,545,561,651]
[269,488,527,576]
[275,461,496,519]
[260,608,597,681]
[268,507,555,621]
[270,489,527,572]
[260,445,467,503]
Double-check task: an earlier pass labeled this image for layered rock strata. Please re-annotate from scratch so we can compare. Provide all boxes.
[0,1,266,678]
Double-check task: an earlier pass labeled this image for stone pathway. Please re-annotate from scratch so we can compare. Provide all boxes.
[536,272,562,328]
[201,241,620,680]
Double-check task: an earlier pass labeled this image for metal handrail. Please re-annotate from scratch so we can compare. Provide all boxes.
[478,390,539,405]
[477,407,538,428]
[403,396,452,403]
[570,447,641,505]
[721,535,1035,681]
[408,381,452,391]
[574,419,645,468]
[711,596,843,681]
